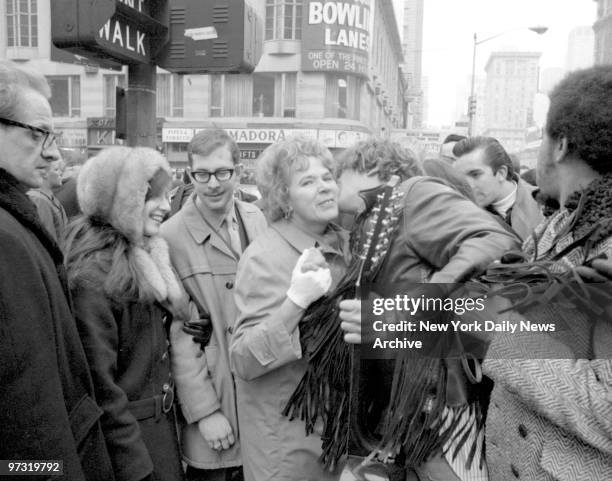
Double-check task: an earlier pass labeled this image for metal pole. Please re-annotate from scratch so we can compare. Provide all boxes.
[126,63,157,148]
[468,33,477,136]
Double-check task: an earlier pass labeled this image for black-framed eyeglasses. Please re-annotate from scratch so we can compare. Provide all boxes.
[0,117,62,150]
[190,168,235,184]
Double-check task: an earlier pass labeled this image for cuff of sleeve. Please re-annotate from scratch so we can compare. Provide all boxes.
[181,397,222,424]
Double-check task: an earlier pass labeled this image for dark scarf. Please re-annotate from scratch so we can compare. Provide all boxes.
[0,168,65,274]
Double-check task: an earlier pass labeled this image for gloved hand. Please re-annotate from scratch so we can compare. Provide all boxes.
[286,248,332,309]
[183,313,213,349]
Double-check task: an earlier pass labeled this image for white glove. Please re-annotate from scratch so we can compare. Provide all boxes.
[286,249,332,309]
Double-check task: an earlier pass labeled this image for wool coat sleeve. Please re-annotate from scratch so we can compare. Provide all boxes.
[71,286,153,481]
[170,313,222,423]
[401,178,521,282]
[484,336,612,456]
[230,239,303,381]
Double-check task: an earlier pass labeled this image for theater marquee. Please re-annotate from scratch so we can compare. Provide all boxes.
[301,0,370,78]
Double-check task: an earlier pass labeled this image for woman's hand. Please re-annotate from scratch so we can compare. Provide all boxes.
[339,299,361,344]
[286,248,332,309]
[198,410,235,451]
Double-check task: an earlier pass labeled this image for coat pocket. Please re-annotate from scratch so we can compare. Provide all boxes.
[69,394,103,447]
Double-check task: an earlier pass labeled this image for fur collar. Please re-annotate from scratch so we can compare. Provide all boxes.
[0,168,63,264]
[130,235,184,305]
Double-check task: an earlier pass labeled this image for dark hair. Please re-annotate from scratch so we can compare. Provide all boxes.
[442,134,466,144]
[423,158,475,201]
[336,138,423,181]
[546,65,612,174]
[453,136,515,181]
[188,128,240,167]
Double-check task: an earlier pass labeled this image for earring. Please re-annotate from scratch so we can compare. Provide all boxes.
[284,206,293,220]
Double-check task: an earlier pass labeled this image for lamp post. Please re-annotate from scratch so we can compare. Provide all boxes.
[467,26,547,136]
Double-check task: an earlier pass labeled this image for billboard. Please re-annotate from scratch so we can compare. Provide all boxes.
[301,0,370,78]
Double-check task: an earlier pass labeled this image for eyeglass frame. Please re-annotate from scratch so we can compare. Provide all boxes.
[189,168,235,184]
[0,117,63,150]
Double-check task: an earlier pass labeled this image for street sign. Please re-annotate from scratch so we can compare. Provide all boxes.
[51,0,168,66]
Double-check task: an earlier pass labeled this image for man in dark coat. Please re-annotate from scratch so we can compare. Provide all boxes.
[0,60,114,480]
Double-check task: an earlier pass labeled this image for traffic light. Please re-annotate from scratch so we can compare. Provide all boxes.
[468,96,477,116]
[155,0,262,74]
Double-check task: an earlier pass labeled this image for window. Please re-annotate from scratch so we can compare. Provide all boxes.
[208,74,252,117]
[6,0,37,47]
[325,74,361,120]
[103,75,126,117]
[47,76,81,117]
[265,0,302,40]
[252,73,297,117]
[157,74,184,117]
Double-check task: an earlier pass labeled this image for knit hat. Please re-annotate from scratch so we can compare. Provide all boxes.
[77,146,183,304]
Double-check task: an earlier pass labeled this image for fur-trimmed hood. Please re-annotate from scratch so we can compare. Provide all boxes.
[78,146,171,245]
[76,147,183,305]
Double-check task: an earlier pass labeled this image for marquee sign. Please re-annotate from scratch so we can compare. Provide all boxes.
[301,0,370,78]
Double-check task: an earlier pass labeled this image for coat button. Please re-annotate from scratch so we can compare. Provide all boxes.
[518,424,527,438]
[225,281,234,289]
[511,464,519,478]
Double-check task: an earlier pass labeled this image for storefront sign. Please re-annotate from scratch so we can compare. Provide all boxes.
[301,0,370,78]
[57,128,87,147]
[162,128,194,143]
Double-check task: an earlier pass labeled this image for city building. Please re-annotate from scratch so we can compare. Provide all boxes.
[1,0,407,179]
[483,51,541,153]
[593,0,612,64]
[401,0,424,129]
[566,25,594,71]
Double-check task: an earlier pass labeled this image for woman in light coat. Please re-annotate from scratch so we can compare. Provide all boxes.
[229,137,350,481]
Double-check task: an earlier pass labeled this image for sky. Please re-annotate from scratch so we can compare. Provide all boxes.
[398,0,598,127]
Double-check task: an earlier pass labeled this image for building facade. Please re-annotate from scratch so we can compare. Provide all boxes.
[401,0,424,129]
[483,51,541,153]
[567,25,595,71]
[593,0,612,64]
[1,0,406,177]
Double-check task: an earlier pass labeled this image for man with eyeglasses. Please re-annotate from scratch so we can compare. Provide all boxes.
[0,61,113,479]
[161,128,266,481]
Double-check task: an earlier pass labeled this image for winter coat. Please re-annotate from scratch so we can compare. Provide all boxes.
[371,176,521,479]
[161,196,267,469]
[484,207,612,481]
[230,220,350,481]
[375,176,521,287]
[71,276,184,481]
[0,168,114,481]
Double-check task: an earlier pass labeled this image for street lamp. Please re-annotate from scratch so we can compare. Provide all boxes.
[467,26,548,136]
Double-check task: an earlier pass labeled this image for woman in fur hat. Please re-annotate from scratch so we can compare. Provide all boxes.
[65,146,188,481]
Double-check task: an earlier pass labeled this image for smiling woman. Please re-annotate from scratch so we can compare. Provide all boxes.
[229,136,350,481]
[63,146,188,481]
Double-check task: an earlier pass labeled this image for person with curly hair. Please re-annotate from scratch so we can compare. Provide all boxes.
[335,138,519,481]
[229,136,350,481]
